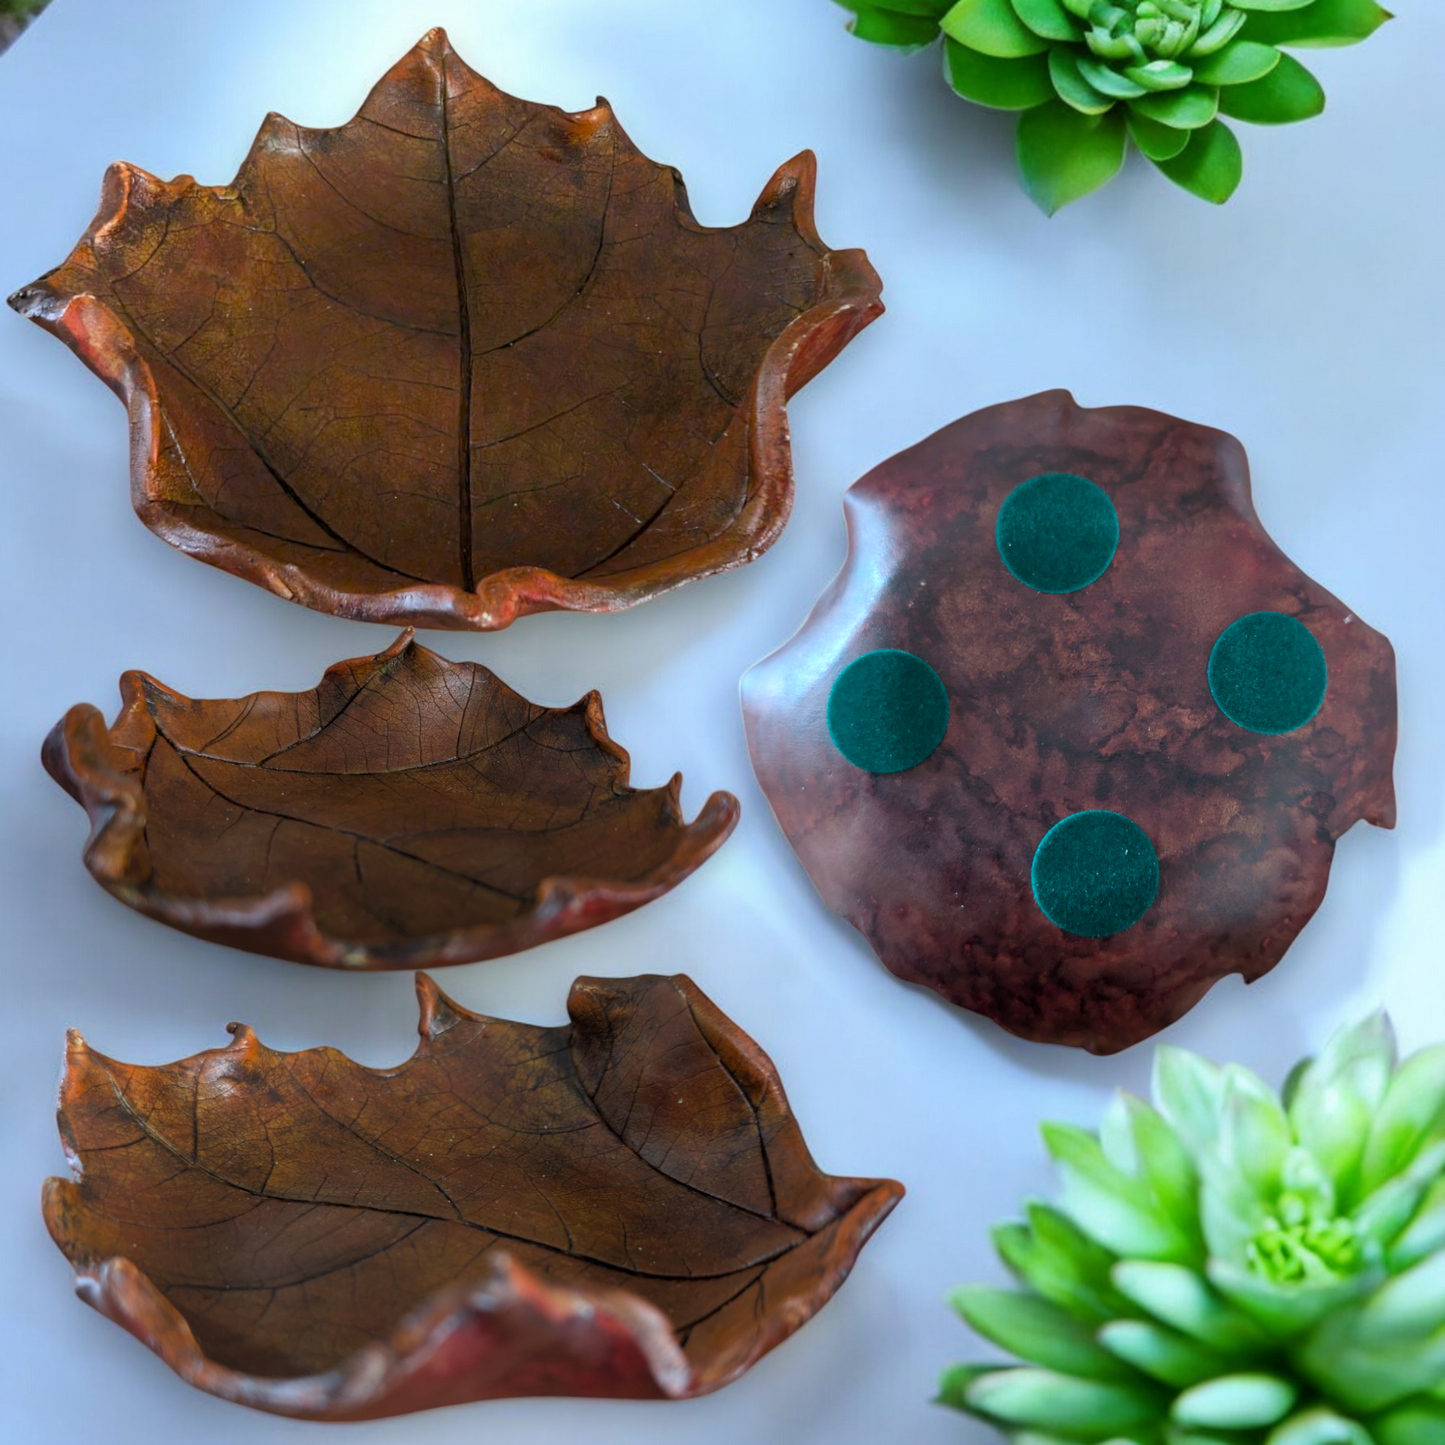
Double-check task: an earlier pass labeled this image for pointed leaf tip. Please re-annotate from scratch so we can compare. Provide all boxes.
[1154,121,1243,205]
[1219,52,1325,124]
[1239,0,1392,49]
[416,973,467,1040]
[1016,102,1127,214]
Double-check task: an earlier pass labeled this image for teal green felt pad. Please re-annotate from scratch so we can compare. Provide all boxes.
[1209,611,1327,735]
[996,472,1119,594]
[827,649,950,774]
[1031,810,1160,938]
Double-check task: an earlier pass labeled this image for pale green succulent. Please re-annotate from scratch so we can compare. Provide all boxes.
[833,0,1391,211]
[942,1015,1445,1444]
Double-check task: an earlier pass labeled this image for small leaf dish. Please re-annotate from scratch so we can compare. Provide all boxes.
[44,632,736,968]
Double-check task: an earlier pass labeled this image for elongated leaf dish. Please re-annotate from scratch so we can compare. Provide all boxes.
[46,973,903,1418]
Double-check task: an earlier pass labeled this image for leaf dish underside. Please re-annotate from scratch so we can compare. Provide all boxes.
[743,390,1398,1053]
[43,631,737,968]
[8,28,883,629]
[46,972,903,1419]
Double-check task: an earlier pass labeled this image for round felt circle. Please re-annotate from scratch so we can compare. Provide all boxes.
[1208,611,1327,735]
[827,649,950,774]
[1031,810,1160,938]
[995,472,1120,594]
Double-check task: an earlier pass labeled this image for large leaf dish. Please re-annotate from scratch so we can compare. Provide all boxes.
[8,29,883,629]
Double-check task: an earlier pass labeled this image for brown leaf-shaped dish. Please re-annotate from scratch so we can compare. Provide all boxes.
[742,392,1397,1054]
[44,631,736,968]
[8,29,882,630]
[46,972,903,1419]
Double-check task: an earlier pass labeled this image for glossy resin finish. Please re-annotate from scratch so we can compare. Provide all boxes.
[743,392,1397,1053]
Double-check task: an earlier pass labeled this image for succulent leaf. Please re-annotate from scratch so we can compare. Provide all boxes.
[1128,111,1192,158]
[1099,1318,1229,1387]
[1355,1142,1445,1253]
[1355,1250,1445,1344]
[1114,1261,1266,1353]
[950,1285,1134,1377]
[1130,80,1219,126]
[995,1207,1132,1322]
[845,0,954,12]
[1156,1046,1230,1154]
[1016,101,1127,213]
[1010,0,1084,41]
[1391,1179,1445,1272]
[945,39,1057,107]
[1046,1121,1197,1261]
[937,1361,996,1410]
[1207,1256,1375,1336]
[1289,1014,1398,1205]
[848,8,946,48]
[1122,1095,1206,1246]
[1191,7,1251,54]
[1220,1066,1295,1195]
[1153,118,1243,201]
[942,0,1052,55]
[1373,1398,1445,1445]
[1297,1304,1445,1414]
[1049,46,1117,112]
[1080,54,1152,97]
[1218,50,1325,122]
[1174,1374,1299,1429]
[943,1017,1445,1442]
[1241,0,1391,48]
[1191,38,1282,83]
[965,1366,1167,1436]
[1361,1047,1445,1197]
[1266,1410,1373,1445]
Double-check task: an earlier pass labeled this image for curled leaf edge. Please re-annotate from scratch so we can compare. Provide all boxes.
[45,972,906,1419]
[41,629,740,970]
[8,28,885,631]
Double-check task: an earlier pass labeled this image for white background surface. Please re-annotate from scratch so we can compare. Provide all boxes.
[1,1,1441,1440]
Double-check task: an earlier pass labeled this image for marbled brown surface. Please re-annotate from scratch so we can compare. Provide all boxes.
[742,392,1397,1054]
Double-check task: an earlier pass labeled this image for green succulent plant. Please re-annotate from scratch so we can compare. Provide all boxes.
[834,0,1391,211]
[942,1014,1445,1444]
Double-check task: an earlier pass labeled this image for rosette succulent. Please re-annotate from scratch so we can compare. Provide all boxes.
[942,1015,1445,1443]
[834,0,1391,211]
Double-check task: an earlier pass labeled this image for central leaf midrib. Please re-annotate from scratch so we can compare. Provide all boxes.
[439,57,475,593]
